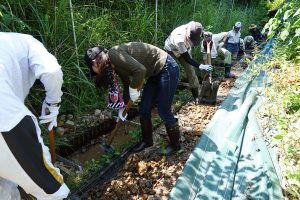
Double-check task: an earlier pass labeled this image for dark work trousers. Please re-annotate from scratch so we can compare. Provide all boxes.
[139,55,179,125]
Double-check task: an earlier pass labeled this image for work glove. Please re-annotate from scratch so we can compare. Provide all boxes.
[199,64,213,72]
[39,100,60,131]
[129,86,140,102]
[118,107,128,122]
[218,42,225,48]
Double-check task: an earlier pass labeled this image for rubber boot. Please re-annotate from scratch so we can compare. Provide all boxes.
[163,121,181,156]
[224,65,237,79]
[133,119,153,153]
[191,87,200,104]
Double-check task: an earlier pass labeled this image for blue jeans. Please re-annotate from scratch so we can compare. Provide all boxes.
[226,42,239,53]
[139,55,179,125]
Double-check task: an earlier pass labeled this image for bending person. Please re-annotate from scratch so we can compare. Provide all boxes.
[84,42,182,155]
[0,32,70,200]
[164,21,212,104]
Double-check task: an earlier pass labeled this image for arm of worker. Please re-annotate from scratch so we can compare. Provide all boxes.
[224,32,230,46]
[180,51,199,67]
[180,52,212,72]
[27,35,63,130]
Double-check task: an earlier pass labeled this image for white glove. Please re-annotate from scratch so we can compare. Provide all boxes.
[118,107,128,122]
[218,42,225,48]
[199,64,213,72]
[129,86,140,102]
[39,100,60,131]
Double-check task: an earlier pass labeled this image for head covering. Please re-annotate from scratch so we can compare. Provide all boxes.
[187,21,203,46]
[84,46,107,77]
[188,21,203,32]
[234,22,242,28]
[203,32,213,52]
[203,31,213,38]
[245,35,254,44]
[249,24,257,30]
[84,46,124,109]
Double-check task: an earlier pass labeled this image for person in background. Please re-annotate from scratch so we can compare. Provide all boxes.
[243,35,256,53]
[84,42,182,155]
[201,31,236,78]
[248,24,263,43]
[0,32,70,200]
[164,21,212,104]
[225,21,242,60]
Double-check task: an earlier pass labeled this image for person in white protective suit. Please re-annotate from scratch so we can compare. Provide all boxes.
[201,31,236,78]
[0,32,70,200]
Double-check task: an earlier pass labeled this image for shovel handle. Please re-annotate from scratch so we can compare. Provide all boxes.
[49,129,56,164]
[207,42,212,83]
[107,100,133,145]
[203,41,212,83]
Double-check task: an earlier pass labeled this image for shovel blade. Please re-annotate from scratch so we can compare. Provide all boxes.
[200,81,220,105]
[99,143,114,153]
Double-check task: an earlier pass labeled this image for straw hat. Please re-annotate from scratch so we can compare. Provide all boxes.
[249,24,257,30]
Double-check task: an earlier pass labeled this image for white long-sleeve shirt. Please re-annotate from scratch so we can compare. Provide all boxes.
[0,32,63,132]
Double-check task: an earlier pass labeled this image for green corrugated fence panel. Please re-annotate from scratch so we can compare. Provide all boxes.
[169,39,283,200]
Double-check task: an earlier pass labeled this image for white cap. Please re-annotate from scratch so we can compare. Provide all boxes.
[235,22,242,28]
[245,36,254,44]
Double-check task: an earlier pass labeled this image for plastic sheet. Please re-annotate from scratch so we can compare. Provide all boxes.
[169,39,283,200]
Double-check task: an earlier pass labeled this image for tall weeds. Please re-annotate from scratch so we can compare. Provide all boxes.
[1,0,268,114]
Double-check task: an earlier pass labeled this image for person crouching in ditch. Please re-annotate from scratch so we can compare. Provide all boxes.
[84,42,182,155]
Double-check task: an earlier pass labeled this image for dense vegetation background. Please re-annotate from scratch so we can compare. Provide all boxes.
[1,0,299,198]
[1,0,269,114]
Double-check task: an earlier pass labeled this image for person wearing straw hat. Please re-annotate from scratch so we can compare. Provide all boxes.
[164,21,213,104]
[248,24,263,42]
[0,32,69,200]
[84,42,183,156]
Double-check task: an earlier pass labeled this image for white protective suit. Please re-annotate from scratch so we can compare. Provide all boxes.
[0,32,69,200]
[201,32,232,65]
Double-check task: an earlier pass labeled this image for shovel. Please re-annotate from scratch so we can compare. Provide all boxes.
[100,100,133,153]
[43,109,82,170]
[199,41,220,105]
[48,129,56,164]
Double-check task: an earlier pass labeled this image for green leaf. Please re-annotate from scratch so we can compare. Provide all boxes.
[292,18,300,28]
[283,9,293,21]
[280,29,290,41]
[295,28,300,37]
[274,134,284,140]
[293,8,300,17]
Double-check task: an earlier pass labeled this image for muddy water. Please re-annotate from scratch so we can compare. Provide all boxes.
[69,120,139,164]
